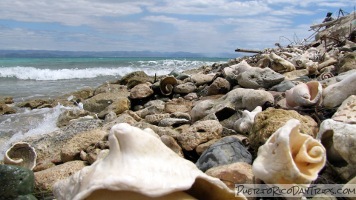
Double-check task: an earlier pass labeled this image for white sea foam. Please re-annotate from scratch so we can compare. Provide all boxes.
[0,59,218,80]
[0,105,68,160]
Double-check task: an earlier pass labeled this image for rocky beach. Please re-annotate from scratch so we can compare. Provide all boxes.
[1,12,356,199]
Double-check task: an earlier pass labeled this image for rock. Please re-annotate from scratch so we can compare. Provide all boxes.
[158,118,190,127]
[323,72,356,108]
[97,97,130,118]
[173,82,197,94]
[117,71,153,89]
[0,102,16,115]
[135,100,165,118]
[249,107,318,152]
[104,111,117,123]
[0,96,14,104]
[196,139,219,155]
[237,67,285,89]
[316,119,356,181]
[94,83,128,96]
[129,82,154,99]
[17,98,54,109]
[223,60,252,86]
[283,69,309,80]
[34,160,86,191]
[160,135,184,157]
[60,129,107,162]
[338,52,356,73]
[190,73,215,86]
[103,112,139,131]
[134,122,180,139]
[207,77,231,95]
[196,136,252,172]
[0,165,36,200]
[144,113,170,125]
[57,109,91,127]
[164,97,193,113]
[332,95,356,124]
[205,162,254,190]
[269,80,296,92]
[177,120,223,151]
[184,92,198,100]
[190,88,274,122]
[83,92,127,113]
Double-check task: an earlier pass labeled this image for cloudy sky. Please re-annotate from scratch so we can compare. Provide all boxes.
[0,0,354,55]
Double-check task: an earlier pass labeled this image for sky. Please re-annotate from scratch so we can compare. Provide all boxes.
[0,0,354,56]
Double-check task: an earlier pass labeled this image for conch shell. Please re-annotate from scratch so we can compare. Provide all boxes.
[4,142,37,170]
[160,76,178,96]
[233,106,262,134]
[53,123,245,200]
[252,119,326,185]
[285,81,322,107]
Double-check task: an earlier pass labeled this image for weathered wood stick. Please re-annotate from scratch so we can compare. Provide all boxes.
[235,48,262,53]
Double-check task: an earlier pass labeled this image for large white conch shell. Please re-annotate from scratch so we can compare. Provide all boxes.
[4,142,37,170]
[252,119,326,185]
[53,123,245,200]
[285,81,322,108]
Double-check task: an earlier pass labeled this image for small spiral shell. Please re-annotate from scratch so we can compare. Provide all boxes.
[317,71,334,81]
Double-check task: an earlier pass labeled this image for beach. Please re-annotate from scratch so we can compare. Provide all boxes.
[1,12,356,200]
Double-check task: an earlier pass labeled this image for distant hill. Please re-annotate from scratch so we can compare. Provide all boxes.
[0,50,210,58]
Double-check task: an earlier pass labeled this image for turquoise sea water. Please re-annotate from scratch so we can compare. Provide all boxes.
[0,57,227,101]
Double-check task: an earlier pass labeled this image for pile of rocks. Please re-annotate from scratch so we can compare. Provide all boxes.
[1,12,355,199]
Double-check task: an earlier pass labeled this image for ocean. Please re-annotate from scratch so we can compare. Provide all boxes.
[0,56,228,159]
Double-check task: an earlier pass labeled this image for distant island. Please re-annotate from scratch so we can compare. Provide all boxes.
[0,50,238,58]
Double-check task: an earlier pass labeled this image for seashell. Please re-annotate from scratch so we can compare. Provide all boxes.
[160,76,178,96]
[4,142,37,170]
[252,119,326,186]
[316,119,356,180]
[53,123,246,200]
[317,71,334,81]
[285,81,322,107]
[233,106,262,134]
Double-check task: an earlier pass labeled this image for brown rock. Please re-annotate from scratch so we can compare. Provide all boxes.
[205,162,254,190]
[17,98,54,109]
[207,77,231,95]
[177,120,223,151]
[60,129,107,162]
[173,82,197,94]
[129,82,154,99]
[0,96,14,104]
[94,83,128,95]
[338,52,356,73]
[98,97,130,118]
[0,102,16,115]
[118,71,153,89]
[57,109,91,127]
[160,135,184,157]
[83,92,126,113]
[196,139,219,155]
[34,160,86,191]
[190,73,215,86]
[164,97,193,113]
[249,107,318,152]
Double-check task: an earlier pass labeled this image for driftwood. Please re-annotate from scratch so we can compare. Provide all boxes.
[235,48,261,54]
[310,15,348,30]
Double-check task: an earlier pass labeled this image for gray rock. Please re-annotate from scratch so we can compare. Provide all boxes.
[0,165,37,200]
[158,118,190,127]
[174,82,197,94]
[269,80,296,92]
[196,136,252,172]
[238,67,284,89]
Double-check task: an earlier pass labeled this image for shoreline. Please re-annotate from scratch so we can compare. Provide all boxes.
[1,12,356,199]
